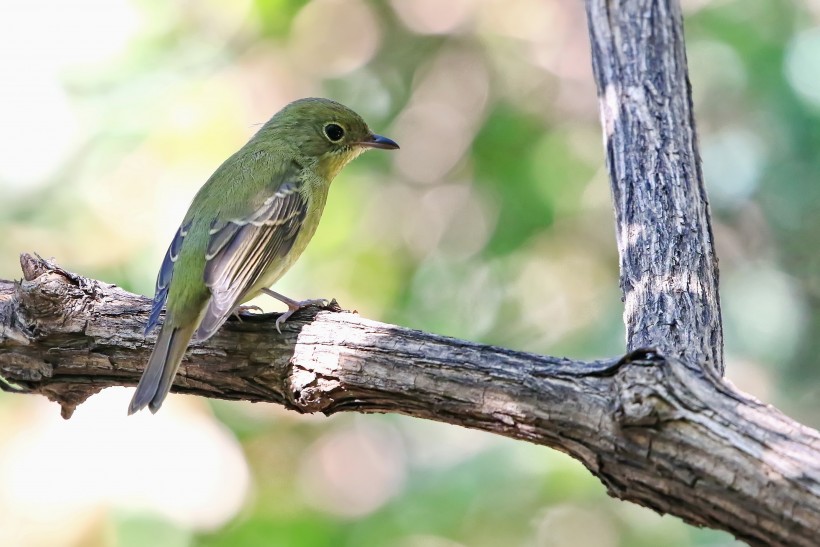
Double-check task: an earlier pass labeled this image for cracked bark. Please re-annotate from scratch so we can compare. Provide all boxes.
[586,0,723,375]
[0,0,817,545]
[0,256,818,546]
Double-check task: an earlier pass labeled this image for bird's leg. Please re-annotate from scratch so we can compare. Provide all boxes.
[260,288,328,333]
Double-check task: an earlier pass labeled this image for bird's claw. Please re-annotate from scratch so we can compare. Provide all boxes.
[275,298,329,334]
[259,288,329,334]
[235,304,264,315]
[232,304,265,322]
[276,298,328,334]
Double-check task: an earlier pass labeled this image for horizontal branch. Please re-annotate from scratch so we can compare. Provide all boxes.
[1,255,819,546]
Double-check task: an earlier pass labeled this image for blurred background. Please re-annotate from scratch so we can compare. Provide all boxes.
[0,0,816,545]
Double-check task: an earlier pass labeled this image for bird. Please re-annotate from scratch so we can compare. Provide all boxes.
[128,97,399,415]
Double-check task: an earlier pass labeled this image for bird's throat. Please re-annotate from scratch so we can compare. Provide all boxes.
[315,147,366,182]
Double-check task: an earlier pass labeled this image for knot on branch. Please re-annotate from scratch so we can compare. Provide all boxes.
[41,383,105,419]
[613,348,673,427]
[612,349,715,434]
[287,365,342,413]
[17,253,106,335]
[286,332,351,414]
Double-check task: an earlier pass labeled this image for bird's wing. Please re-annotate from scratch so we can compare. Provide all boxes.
[194,179,307,340]
[145,221,191,335]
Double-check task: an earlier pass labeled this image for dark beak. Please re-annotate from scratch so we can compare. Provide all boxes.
[360,133,400,150]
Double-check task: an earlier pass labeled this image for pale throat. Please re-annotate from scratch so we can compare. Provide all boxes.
[314,147,365,182]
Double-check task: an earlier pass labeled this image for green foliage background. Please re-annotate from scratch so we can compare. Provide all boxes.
[1,1,818,546]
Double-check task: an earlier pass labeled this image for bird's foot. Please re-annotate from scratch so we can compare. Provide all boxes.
[232,304,264,321]
[260,288,328,333]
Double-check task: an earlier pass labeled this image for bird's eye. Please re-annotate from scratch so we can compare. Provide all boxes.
[323,123,345,142]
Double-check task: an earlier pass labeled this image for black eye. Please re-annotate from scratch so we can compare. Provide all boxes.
[324,123,345,142]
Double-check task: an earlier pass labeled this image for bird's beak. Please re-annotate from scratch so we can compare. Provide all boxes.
[359,133,400,150]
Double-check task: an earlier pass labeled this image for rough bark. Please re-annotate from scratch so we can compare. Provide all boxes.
[586,0,724,375]
[0,254,818,546]
[0,1,813,545]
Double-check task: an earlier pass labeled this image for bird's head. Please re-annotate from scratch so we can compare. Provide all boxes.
[263,98,399,178]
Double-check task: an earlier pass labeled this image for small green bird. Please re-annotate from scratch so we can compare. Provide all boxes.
[129,98,399,414]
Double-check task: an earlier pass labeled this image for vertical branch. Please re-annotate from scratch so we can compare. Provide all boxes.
[585,0,723,374]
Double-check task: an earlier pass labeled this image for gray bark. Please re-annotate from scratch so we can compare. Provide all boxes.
[0,255,818,546]
[0,0,814,545]
[586,0,724,375]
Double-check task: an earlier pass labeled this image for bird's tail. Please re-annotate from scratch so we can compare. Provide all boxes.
[128,321,196,415]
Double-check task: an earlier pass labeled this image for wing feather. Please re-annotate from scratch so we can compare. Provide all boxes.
[194,180,307,340]
[145,222,190,334]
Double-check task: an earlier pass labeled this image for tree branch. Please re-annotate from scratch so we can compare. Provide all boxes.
[586,0,724,374]
[1,254,819,546]
[0,2,814,546]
